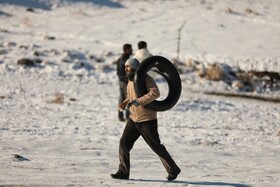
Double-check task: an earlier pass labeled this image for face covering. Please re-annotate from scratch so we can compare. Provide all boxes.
[126,71,135,81]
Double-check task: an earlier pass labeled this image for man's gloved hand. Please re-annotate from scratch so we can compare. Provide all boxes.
[126,100,140,110]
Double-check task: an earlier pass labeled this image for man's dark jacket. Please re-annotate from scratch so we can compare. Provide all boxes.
[116,54,130,82]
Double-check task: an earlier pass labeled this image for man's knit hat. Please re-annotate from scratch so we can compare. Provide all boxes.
[125,58,140,70]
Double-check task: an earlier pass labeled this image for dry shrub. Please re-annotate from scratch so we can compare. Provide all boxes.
[226,7,259,16]
[198,63,224,81]
[180,58,203,73]
[186,58,202,70]
[48,93,64,104]
[43,35,56,40]
[277,131,280,137]
[72,9,90,17]
[244,8,259,15]
[204,141,219,146]
[186,58,194,68]
[231,80,245,90]
[225,7,235,14]
[236,71,252,82]
[20,17,31,27]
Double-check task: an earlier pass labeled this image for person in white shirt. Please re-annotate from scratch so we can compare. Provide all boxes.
[133,41,152,62]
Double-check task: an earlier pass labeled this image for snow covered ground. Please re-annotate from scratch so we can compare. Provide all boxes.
[0,0,279,186]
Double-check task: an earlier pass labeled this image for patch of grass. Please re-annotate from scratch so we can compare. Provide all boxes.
[47,93,64,104]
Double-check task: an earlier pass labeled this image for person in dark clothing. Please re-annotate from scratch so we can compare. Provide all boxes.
[111,58,181,181]
[116,44,133,122]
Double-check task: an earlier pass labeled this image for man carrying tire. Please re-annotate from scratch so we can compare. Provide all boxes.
[111,58,181,181]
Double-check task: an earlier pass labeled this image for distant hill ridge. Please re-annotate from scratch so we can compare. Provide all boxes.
[0,0,123,10]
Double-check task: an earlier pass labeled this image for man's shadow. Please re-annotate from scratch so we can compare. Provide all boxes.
[130,179,251,187]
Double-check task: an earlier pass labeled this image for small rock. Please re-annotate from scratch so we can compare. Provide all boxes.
[0,49,8,55]
[69,98,77,101]
[34,58,43,64]
[0,28,9,33]
[44,35,56,40]
[26,7,35,12]
[34,51,44,56]
[17,58,35,66]
[4,41,17,47]
[205,141,219,146]
[11,154,30,162]
[19,45,29,50]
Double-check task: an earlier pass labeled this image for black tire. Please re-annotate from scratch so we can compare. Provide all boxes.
[134,56,181,111]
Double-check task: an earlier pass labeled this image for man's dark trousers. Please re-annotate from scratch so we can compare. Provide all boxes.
[118,80,128,120]
[118,118,179,176]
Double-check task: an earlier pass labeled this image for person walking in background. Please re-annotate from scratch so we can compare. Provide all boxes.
[116,44,133,122]
[111,58,181,181]
[133,41,152,62]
